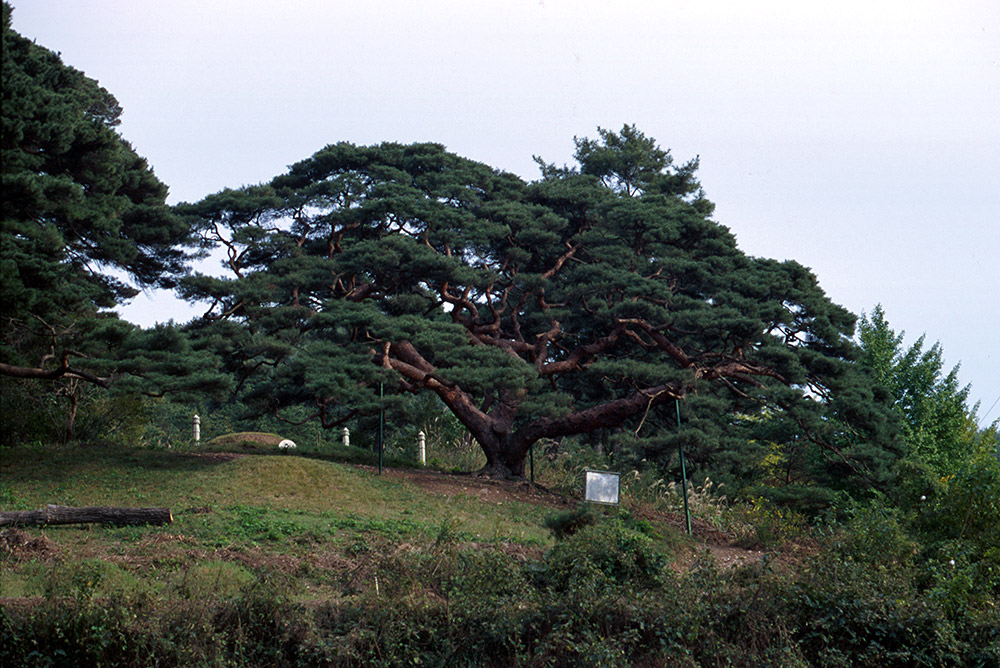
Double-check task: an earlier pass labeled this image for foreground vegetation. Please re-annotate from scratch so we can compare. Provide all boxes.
[2,442,998,668]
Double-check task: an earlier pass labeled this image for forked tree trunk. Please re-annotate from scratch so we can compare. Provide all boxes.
[437,369,686,479]
[437,391,530,479]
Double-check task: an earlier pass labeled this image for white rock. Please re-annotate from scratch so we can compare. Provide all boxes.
[278,439,297,449]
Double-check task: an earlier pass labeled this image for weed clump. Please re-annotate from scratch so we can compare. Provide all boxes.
[542,503,597,539]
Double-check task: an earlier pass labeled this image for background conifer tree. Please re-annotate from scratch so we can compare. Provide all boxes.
[1,4,225,441]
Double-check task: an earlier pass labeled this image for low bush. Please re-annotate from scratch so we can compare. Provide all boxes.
[542,503,598,540]
[536,516,670,594]
[4,533,997,667]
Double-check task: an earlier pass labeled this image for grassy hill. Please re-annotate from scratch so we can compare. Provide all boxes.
[0,443,568,601]
[2,442,997,667]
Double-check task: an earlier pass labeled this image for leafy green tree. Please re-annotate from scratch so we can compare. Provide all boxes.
[858,305,987,477]
[1,4,223,440]
[179,126,896,481]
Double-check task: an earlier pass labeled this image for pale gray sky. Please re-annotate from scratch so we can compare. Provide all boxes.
[9,0,999,418]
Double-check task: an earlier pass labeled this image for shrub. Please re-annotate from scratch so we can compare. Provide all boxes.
[537,517,669,593]
[543,503,598,540]
[0,377,64,445]
[444,550,537,662]
[916,454,1000,550]
[837,500,918,569]
[731,495,809,549]
[912,454,1000,617]
[213,580,308,668]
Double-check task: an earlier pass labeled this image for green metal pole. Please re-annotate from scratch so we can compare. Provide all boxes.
[378,382,384,475]
[676,399,692,536]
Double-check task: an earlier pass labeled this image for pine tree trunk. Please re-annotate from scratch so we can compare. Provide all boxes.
[479,435,528,479]
[65,390,78,443]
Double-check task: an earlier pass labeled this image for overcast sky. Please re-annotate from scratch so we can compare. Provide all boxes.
[9,0,1000,419]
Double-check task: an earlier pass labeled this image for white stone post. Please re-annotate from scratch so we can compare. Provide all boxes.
[193,414,201,442]
[417,430,426,466]
[342,427,350,448]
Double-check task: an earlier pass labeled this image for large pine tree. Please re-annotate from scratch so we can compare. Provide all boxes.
[179,125,898,485]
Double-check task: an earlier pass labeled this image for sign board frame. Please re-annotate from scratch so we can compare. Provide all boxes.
[584,469,621,505]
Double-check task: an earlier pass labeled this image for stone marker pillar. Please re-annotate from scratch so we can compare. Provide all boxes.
[418,430,426,466]
[342,427,350,448]
[193,414,201,442]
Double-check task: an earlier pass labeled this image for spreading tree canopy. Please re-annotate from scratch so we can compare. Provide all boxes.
[180,126,896,483]
[1,4,223,439]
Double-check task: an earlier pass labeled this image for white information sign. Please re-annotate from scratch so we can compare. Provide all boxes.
[584,469,620,505]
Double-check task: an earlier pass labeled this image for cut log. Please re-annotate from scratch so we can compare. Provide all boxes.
[0,505,172,527]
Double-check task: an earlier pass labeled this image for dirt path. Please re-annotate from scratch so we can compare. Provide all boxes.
[360,463,765,570]
[358,464,571,508]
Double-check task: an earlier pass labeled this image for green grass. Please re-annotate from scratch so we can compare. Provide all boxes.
[2,441,558,528]
[2,448,550,539]
[0,442,557,604]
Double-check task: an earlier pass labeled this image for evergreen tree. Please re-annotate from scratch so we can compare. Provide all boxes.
[1,4,222,440]
[858,305,988,476]
[179,126,897,482]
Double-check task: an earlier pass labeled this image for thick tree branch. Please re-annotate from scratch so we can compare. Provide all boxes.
[515,381,686,449]
[542,242,581,279]
[531,320,563,370]
[374,342,497,442]
[440,281,479,324]
[539,322,627,376]
[617,318,692,367]
[0,355,111,388]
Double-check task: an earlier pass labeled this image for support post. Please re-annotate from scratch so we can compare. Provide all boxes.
[378,383,384,475]
[676,399,692,536]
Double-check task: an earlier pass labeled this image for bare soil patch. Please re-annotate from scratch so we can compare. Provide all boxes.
[0,528,58,561]
[360,465,571,509]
